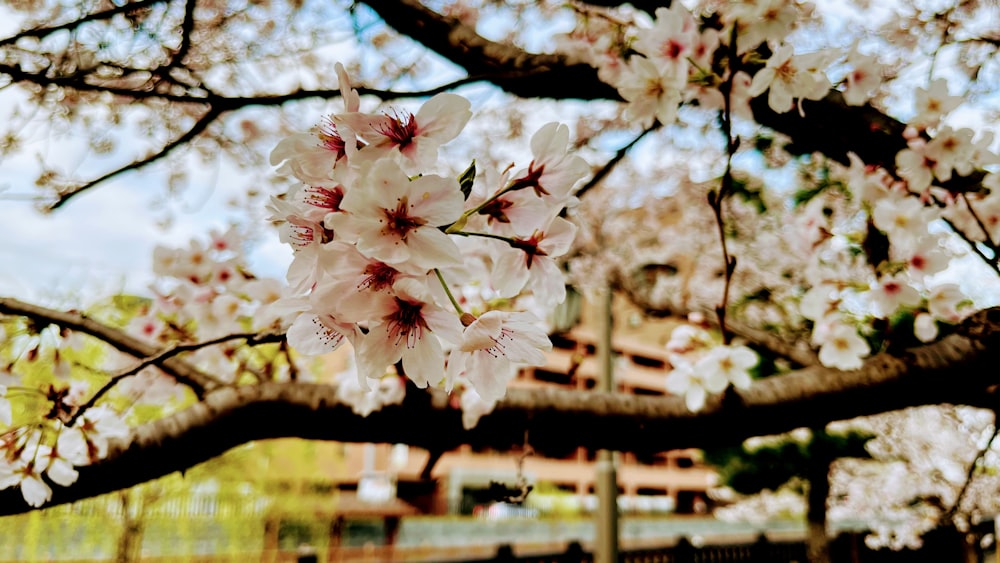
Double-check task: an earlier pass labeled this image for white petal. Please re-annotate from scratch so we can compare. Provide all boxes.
[401,334,445,388]
[685,386,707,412]
[287,314,346,356]
[20,476,51,507]
[46,459,79,487]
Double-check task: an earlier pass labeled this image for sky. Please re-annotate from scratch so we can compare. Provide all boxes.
[0,152,292,304]
[0,13,294,306]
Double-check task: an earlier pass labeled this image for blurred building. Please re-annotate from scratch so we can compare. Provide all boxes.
[318,290,717,534]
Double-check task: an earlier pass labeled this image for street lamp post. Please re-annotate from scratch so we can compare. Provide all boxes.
[594,287,619,563]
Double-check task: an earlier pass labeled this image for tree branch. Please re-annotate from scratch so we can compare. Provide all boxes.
[67,330,285,425]
[2,306,1000,515]
[0,0,172,48]
[0,297,221,393]
[359,0,985,195]
[359,0,620,101]
[47,106,222,210]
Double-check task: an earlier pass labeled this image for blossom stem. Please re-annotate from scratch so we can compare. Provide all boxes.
[446,175,527,233]
[710,25,741,345]
[450,230,519,246]
[434,269,466,316]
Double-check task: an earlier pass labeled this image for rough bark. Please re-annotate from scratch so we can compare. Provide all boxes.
[0,307,999,515]
[359,0,986,193]
[1,0,986,207]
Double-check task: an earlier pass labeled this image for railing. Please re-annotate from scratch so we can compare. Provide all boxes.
[457,535,807,563]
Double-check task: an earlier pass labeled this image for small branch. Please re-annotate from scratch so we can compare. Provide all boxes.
[0,297,220,393]
[46,106,223,210]
[575,123,659,200]
[67,330,285,426]
[169,0,198,67]
[958,193,1000,272]
[940,411,1000,526]
[0,0,171,48]
[709,27,741,345]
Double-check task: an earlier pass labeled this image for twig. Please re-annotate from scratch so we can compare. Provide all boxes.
[0,297,220,393]
[708,26,741,345]
[47,106,223,210]
[575,123,659,200]
[941,411,1000,526]
[67,329,284,426]
[0,0,170,48]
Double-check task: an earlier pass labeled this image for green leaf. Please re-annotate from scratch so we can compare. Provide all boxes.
[458,160,476,200]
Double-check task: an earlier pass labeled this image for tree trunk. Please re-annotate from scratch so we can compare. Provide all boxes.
[114,491,144,563]
[806,431,834,563]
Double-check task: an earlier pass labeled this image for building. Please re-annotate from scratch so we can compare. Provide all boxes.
[330,291,716,523]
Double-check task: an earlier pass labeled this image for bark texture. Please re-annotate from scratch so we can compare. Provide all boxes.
[0,308,999,515]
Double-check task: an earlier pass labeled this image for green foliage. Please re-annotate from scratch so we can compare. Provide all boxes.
[791,161,847,208]
[704,429,873,495]
[0,442,279,561]
[458,159,476,200]
[728,175,768,213]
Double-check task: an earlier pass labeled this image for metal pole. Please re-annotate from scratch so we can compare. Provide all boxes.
[594,286,619,563]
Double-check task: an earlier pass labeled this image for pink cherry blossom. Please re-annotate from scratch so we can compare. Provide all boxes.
[618,56,684,127]
[269,63,360,183]
[446,311,551,403]
[356,278,463,389]
[842,49,883,106]
[286,311,359,356]
[336,93,471,170]
[507,122,591,204]
[632,5,697,77]
[491,216,577,308]
[327,161,464,273]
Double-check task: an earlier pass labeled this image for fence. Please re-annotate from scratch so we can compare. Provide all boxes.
[459,535,807,563]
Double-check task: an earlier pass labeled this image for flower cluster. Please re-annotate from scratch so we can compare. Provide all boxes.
[0,406,128,507]
[664,320,759,412]
[269,64,588,407]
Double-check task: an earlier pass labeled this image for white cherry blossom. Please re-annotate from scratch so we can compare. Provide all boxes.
[446,311,551,403]
[817,322,870,371]
[336,93,471,170]
[868,274,921,318]
[911,78,962,129]
[491,216,577,308]
[665,357,729,412]
[748,44,829,114]
[356,278,463,389]
[696,344,758,391]
[327,160,464,273]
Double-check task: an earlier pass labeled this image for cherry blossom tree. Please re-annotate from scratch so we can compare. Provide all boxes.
[1,1,1000,561]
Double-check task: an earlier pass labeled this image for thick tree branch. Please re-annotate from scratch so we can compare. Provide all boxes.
[359,0,985,195]
[1,307,999,515]
[360,0,620,101]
